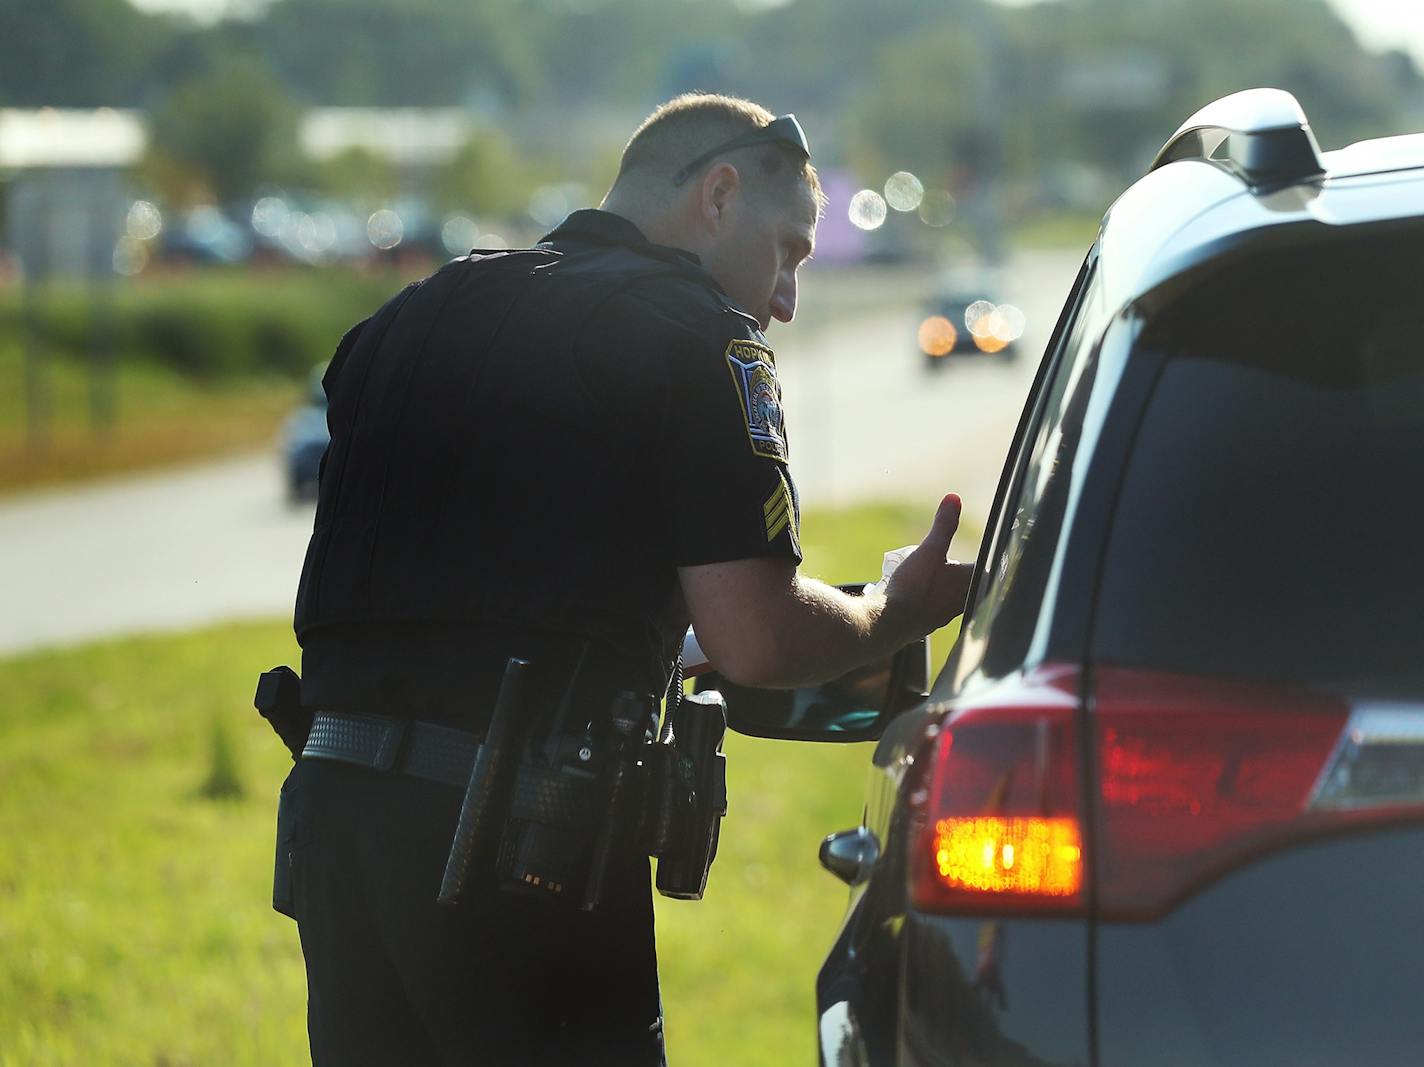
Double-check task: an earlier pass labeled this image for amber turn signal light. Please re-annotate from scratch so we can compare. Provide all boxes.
[929,816,1083,898]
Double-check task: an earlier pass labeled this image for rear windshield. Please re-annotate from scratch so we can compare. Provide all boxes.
[1093,226,1424,692]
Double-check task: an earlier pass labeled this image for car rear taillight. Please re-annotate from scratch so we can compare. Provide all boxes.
[1095,667,1424,918]
[911,664,1424,919]
[909,666,1087,914]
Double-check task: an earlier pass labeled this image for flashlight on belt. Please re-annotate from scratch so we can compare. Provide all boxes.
[438,657,530,907]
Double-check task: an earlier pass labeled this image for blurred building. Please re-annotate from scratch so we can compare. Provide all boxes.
[300,107,475,167]
[0,109,145,280]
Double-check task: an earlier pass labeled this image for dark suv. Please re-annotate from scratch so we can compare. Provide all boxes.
[711,89,1424,1066]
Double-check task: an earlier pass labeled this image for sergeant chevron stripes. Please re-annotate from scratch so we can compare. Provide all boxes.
[764,479,792,542]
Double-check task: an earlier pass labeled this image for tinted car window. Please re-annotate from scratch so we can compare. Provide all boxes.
[1094,230,1424,691]
[965,266,1100,679]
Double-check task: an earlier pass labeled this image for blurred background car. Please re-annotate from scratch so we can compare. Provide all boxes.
[917,267,1027,368]
[155,204,253,265]
[708,88,1424,1067]
[281,363,328,502]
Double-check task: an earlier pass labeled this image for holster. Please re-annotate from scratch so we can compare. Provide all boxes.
[255,666,311,920]
[272,767,300,920]
[254,666,313,760]
[645,689,728,900]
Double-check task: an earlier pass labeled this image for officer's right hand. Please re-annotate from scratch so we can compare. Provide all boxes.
[882,494,974,638]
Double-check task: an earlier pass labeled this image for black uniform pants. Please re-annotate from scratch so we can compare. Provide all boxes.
[285,758,667,1066]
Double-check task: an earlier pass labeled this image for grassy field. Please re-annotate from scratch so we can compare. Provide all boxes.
[0,267,415,497]
[0,503,967,1066]
[0,340,299,496]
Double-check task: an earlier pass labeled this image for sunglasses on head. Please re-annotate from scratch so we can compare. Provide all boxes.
[671,114,811,187]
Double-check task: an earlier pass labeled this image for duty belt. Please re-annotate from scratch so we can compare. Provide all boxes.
[302,711,481,789]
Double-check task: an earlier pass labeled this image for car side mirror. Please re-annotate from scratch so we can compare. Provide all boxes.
[694,634,930,743]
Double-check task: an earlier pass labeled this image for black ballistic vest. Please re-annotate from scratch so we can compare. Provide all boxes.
[294,220,753,722]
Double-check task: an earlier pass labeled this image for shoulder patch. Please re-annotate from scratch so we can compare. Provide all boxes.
[724,339,787,462]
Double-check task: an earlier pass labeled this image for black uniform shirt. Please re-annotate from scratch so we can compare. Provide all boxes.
[296,210,802,726]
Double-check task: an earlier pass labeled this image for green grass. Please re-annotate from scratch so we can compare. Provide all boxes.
[0,267,412,496]
[0,502,967,1066]
[0,339,300,496]
[0,623,308,1066]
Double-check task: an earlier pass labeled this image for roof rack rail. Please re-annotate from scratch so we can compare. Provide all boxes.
[1148,87,1325,190]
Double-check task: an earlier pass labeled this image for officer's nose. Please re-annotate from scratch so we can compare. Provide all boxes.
[769,271,797,325]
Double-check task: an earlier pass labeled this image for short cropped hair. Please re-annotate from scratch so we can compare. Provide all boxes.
[615,92,823,208]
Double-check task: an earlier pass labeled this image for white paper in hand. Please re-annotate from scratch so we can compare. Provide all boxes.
[864,545,918,596]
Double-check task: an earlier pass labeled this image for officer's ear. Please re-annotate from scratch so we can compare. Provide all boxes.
[699,162,742,232]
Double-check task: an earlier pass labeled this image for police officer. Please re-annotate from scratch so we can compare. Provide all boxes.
[284,92,973,1065]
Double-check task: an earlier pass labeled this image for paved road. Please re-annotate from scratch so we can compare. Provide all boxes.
[778,250,1081,512]
[0,452,316,656]
[0,250,1082,656]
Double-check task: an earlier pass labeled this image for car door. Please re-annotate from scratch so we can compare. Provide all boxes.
[817,251,1103,1066]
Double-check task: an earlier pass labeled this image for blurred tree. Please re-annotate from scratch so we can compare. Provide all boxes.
[259,0,542,106]
[146,19,261,104]
[430,129,531,217]
[141,55,305,206]
[530,0,736,104]
[739,0,959,115]
[839,0,1415,193]
[1156,0,1399,146]
[4,0,1417,217]
[842,27,983,183]
[1018,0,1406,170]
[317,145,402,204]
[582,141,626,204]
[0,0,172,106]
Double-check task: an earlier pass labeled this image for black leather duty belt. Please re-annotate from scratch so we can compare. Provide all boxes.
[301,711,481,790]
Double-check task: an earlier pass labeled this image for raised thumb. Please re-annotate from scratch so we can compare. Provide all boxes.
[922,493,962,556]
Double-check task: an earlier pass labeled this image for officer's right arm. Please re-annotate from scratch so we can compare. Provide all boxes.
[655,314,970,688]
[679,497,970,689]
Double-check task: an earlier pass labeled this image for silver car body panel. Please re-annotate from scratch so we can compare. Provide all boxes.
[1097,134,1424,325]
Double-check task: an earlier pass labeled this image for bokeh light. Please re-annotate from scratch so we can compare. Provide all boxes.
[441,215,480,256]
[278,210,336,262]
[250,196,288,238]
[848,189,888,231]
[919,189,956,227]
[992,304,1027,342]
[367,208,404,250]
[126,200,162,241]
[964,302,1027,352]
[918,315,958,357]
[884,171,924,212]
[280,211,311,259]
[477,233,508,250]
[528,185,570,228]
[965,300,997,337]
[112,235,149,276]
[307,212,338,255]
